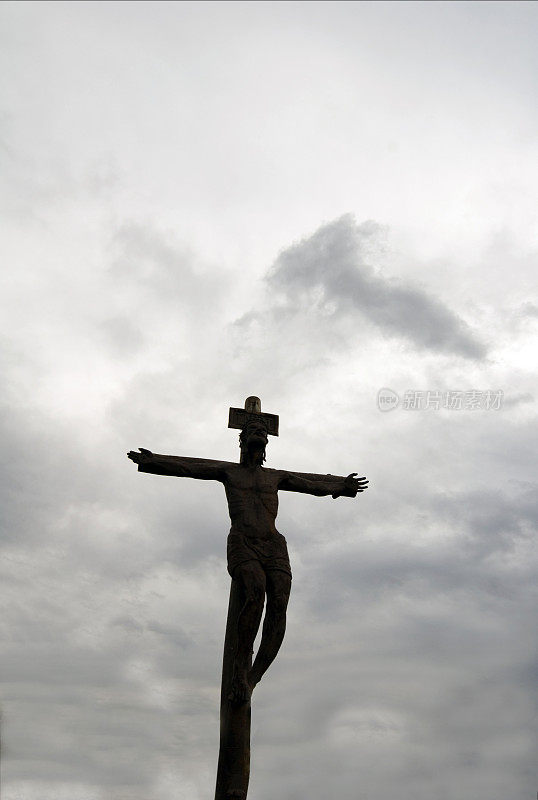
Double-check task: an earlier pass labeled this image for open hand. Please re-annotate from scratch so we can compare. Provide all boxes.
[127,447,153,465]
[345,473,369,494]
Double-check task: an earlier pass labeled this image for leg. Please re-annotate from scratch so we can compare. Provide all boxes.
[248,570,291,690]
[230,561,266,704]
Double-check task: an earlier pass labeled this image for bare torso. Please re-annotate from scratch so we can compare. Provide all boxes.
[223,465,281,538]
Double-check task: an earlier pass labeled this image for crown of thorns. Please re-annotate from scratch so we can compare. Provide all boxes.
[239,417,268,444]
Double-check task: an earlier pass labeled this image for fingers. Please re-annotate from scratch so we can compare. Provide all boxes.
[351,473,369,493]
[127,448,153,465]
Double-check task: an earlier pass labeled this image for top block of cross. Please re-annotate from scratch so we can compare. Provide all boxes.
[228,396,279,437]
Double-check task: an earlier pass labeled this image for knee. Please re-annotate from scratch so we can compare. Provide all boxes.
[267,574,291,618]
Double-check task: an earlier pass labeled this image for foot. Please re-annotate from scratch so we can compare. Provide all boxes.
[247,667,261,690]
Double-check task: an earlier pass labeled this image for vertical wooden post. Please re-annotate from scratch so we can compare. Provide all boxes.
[214,579,252,800]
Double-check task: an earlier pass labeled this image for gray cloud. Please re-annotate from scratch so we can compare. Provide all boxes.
[99,316,145,357]
[519,301,538,319]
[502,391,534,408]
[1,2,537,799]
[265,215,487,359]
[109,221,227,314]
[256,481,538,800]
[304,484,537,615]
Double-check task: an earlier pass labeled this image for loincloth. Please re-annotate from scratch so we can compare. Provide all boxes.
[227,529,292,578]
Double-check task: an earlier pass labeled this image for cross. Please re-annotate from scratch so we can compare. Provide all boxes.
[127,397,368,799]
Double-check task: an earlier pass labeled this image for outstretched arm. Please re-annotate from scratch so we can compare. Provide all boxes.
[127,448,230,481]
[279,470,368,498]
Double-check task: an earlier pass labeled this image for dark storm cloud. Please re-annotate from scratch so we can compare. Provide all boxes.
[266,215,487,359]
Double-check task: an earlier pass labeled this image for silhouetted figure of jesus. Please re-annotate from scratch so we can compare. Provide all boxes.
[128,398,368,707]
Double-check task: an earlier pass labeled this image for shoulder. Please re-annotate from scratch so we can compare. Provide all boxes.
[262,467,286,484]
[221,462,241,480]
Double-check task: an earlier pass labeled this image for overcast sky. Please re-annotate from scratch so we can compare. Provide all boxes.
[1,2,537,799]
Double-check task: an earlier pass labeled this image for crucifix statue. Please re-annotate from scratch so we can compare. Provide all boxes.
[127,396,368,799]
